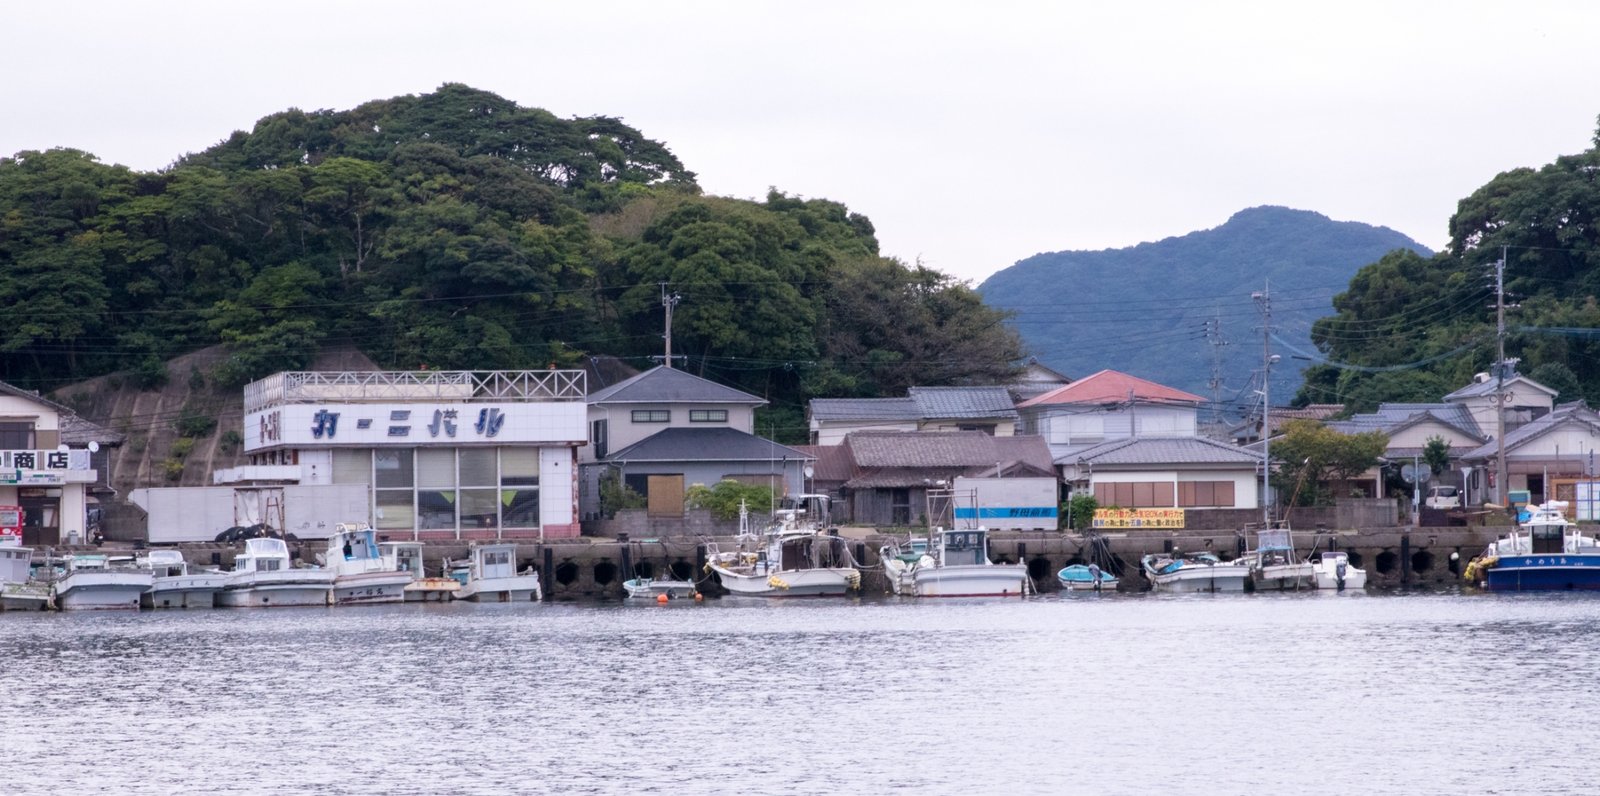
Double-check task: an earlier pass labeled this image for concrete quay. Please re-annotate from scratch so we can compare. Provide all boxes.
[87,524,1508,599]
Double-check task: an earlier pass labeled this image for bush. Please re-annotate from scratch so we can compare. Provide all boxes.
[598,473,646,518]
[188,365,206,391]
[174,405,217,438]
[132,356,169,390]
[162,458,185,481]
[169,437,195,460]
[686,480,775,521]
[219,429,243,453]
[1063,494,1098,531]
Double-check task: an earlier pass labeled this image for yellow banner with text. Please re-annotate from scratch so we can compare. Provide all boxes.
[1092,508,1185,529]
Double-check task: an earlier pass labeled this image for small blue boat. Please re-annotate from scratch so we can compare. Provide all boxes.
[1057,563,1118,592]
[1475,501,1600,592]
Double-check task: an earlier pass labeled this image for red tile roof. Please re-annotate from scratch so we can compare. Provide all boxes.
[1017,369,1204,408]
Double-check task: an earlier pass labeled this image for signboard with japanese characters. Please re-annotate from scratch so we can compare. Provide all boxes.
[0,449,91,485]
[1092,508,1185,529]
[244,401,586,452]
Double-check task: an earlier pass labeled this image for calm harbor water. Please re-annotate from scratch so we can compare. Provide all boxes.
[3,591,1598,795]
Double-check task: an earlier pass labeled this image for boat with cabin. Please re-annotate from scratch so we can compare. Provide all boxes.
[1470,501,1600,592]
[1242,526,1315,591]
[53,553,153,611]
[217,537,334,608]
[1141,551,1251,593]
[1310,551,1366,591]
[1057,563,1119,592]
[140,549,226,609]
[705,495,860,597]
[882,527,1029,597]
[321,523,412,605]
[451,543,542,602]
[0,525,49,611]
[379,540,459,602]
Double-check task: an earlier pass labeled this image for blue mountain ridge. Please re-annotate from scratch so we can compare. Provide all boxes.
[977,206,1432,412]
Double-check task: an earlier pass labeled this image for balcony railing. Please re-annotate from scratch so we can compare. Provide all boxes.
[245,370,587,413]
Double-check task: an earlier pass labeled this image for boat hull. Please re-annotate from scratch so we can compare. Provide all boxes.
[404,578,461,602]
[456,575,541,602]
[1311,569,1367,591]
[1,583,51,611]
[56,572,152,611]
[219,570,335,608]
[144,573,228,609]
[1151,567,1250,593]
[711,565,857,597]
[623,578,697,599]
[1483,555,1600,592]
[332,571,412,605]
[911,564,1028,597]
[1252,563,1316,591]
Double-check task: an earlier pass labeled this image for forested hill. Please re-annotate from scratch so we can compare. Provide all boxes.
[0,84,1022,442]
[978,207,1430,406]
[1297,119,1600,412]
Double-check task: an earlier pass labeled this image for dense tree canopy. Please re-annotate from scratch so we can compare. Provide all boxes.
[1297,117,1600,410]
[0,85,1023,430]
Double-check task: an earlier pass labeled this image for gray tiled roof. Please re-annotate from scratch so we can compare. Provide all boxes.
[1460,402,1600,460]
[1444,374,1557,401]
[1062,436,1262,466]
[844,431,1054,471]
[1326,402,1484,440]
[604,427,810,463]
[908,386,1020,420]
[809,397,920,422]
[1,380,125,447]
[586,366,764,405]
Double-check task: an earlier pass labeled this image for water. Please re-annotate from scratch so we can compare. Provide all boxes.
[3,592,1598,795]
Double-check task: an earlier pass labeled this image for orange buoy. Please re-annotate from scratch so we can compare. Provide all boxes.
[694,592,703,602]
[656,593,669,604]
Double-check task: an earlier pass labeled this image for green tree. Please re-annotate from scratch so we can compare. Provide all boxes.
[686,480,776,521]
[1423,435,1452,475]
[1270,420,1389,507]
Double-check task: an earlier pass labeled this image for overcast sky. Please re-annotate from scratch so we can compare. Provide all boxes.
[6,1,1599,285]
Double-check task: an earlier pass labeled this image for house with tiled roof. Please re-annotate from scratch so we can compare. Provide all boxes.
[833,431,1057,528]
[579,367,809,519]
[0,380,122,545]
[1057,436,1262,510]
[1017,369,1205,459]
[1459,402,1600,510]
[808,386,1020,445]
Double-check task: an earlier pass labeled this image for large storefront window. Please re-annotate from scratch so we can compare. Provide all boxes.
[501,448,540,528]
[416,449,457,529]
[375,448,414,530]
[332,449,372,484]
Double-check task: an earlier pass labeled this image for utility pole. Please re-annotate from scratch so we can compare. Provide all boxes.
[1204,313,1229,424]
[660,283,681,369]
[1494,248,1508,505]
[1253,283,1276,526]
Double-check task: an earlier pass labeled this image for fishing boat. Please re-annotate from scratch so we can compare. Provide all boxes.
[379,540,459,602]
[1469,501,1600,592]
[882,527,1028,597]
[1310,551,1366,591]
[53,554,153,611]
[622,575,697,600]
[217,537,334,608]
[451,543,541,602]
[1140,551,1251,593]
[320,523,412,605]
[1056,563,1119,592]
[0,528,49,611]
[705,495,860,597]
[140,549,226,609]
[1242,526,1315,591]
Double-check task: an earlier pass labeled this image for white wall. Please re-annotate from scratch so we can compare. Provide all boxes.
[1091,469,1257,509]
[951,476,1058,531]
[813,420,917,446]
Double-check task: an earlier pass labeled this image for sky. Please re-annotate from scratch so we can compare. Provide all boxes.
[6,1,1600,286]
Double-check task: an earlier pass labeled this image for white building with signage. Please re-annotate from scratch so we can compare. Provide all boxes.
[0,382,105,545]
[226,369,588,540]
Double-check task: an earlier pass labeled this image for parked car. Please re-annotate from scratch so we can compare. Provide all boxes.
[1425,485,1461,510]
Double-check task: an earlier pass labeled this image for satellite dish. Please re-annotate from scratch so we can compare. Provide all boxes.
[1401,464,1431,484]
[88,441,100,453]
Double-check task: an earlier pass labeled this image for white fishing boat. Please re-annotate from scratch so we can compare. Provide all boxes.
[53,554,153,611]
[1141,551,1251,593]
[380,540,459,602]
[0,528,49,611]
[1243,527,1315,591]
[622,574,697,600]
[217,537,334,608]
[451,543,541,602]
[1310,551,1367,591]
[320,523,412,605]
[705,495,860,597]
[882,527,1028,597]
[140,549,226,609]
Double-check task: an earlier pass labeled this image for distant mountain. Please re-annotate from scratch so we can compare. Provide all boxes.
[978,207,1432,412]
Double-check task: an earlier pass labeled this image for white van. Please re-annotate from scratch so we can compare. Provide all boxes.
[1425,485,1461,510]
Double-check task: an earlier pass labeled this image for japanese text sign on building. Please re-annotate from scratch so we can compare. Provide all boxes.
[1092,508,1185,529]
